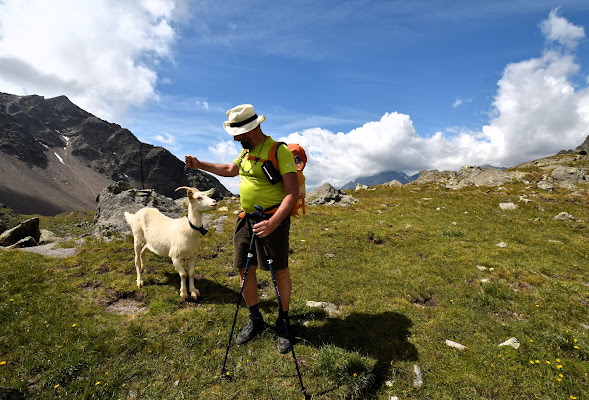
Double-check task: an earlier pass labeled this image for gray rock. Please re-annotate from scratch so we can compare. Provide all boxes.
[499,202,518,210]
[0,217,40,246]
[92,181,219,238]
[537,180,554,191]
[8,236,39,248]
[307,183,358,206]
[39,229,60,244]
[553,212,579,221]
[411,166,526,189]
[550,166,588,186]
[92,181,185,238]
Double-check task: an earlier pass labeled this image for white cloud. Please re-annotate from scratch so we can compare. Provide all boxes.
[208,140,241,165]
[263,8,588,190]
[0,0,180,122]
[196,100,210,110]
[452,99,463,108]
[540,8,585,50]
[154,132,179,150]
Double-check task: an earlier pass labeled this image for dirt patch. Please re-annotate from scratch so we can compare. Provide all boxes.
[104,291,147,315]
[82,282,147,316]
[105,297,148,316]
[413,293,439,308]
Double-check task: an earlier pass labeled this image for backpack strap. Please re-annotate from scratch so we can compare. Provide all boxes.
[268,141,287,171]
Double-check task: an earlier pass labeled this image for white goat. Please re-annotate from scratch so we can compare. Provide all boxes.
[124,187,217,301]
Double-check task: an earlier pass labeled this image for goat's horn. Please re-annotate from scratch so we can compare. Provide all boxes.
[175,186,192,192]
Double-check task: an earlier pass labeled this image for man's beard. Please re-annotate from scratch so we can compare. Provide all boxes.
[239,137,252,149]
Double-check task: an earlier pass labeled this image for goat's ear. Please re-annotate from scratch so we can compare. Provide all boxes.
[203,188,215,197]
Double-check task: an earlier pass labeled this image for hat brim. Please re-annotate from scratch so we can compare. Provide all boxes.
[223,115,266,136]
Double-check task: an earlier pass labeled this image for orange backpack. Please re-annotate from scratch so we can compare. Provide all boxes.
[269,143,307,215]
[243,142,307,215]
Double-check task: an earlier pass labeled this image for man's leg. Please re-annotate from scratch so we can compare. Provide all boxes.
[240,265,259,307]
[274,268,292,353]
[236,265,264,345]
[274,268,291,311]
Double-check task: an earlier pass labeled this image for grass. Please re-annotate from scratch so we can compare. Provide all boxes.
[1,178,588,399]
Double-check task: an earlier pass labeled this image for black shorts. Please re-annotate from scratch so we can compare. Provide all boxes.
[233,215,290,271]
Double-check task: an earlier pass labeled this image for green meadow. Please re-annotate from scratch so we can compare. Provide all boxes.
[1,172,588,399]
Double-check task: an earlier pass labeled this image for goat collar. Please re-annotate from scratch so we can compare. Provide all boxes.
[186,216,208,235]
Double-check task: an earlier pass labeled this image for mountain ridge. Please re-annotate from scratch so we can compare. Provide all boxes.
[0,92,231,215]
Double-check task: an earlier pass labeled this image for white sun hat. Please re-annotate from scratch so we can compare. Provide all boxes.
[222,104,266,136]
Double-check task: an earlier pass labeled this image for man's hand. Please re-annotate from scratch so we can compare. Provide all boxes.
[185,155,199,169]
[252,218,278,239]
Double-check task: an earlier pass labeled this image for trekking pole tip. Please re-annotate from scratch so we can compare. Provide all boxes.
[220,369,232,381]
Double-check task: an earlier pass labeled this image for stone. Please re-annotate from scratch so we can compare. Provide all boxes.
[0,217,40,246]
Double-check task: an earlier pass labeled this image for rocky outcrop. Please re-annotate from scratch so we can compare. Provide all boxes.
[92,181,186,238]
[91,181,222,239]
[576,135,589,153]
[411,166,528,189]
[411,153,588,191]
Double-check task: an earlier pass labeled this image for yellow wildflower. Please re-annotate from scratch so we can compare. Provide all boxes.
[54,384,60,389]
[0,361,6,366]
[557,365,563,369]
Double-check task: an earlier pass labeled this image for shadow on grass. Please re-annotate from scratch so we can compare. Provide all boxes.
[153,272,242,305]
[299,311,418,390]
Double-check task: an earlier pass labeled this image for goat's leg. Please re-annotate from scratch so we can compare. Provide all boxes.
[133,240,144,288]
[172,258,188,301]
[187,258,200,300]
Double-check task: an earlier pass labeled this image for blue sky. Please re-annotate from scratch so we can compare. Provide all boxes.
[1,1,589,194]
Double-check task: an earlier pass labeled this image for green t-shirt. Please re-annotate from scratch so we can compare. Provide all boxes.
[235,136,297,213]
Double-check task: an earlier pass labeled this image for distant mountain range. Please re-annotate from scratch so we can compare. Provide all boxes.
[0,93,231,216]
[341,170,419,190]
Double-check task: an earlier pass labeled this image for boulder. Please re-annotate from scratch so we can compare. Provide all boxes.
[8,236,39,248]
[0,217,40,246]
[550,166,588,186]
[92,181,221,238]
[307,183,358,206]
[92,181,186,238]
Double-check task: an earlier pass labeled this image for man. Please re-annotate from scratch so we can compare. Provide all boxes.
[185,104,298,353]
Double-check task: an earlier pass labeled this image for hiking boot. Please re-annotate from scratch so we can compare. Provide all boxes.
[236,317,265,345]
[276,317,292,354]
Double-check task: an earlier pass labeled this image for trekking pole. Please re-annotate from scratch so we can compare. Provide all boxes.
[253,205,307,397]
[220,210,261,380]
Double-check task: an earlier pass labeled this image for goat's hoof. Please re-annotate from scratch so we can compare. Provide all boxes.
[137,280,143,288]
[190,289,200,300]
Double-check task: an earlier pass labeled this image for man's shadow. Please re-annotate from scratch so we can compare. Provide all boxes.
[296,311,418,390]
